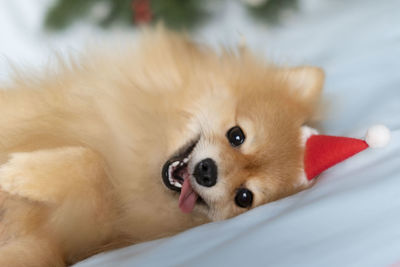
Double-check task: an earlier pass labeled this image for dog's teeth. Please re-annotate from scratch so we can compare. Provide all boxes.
[183,157,189,163]
[171,161,180,167]
[173,181,182,188]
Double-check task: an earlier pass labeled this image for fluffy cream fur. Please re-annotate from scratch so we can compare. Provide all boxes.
[0,29,324,266]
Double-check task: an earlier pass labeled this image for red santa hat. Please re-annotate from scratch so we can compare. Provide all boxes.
[304,125,391,180]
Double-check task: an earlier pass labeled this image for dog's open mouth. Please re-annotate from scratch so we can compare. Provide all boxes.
[162,138,203,213]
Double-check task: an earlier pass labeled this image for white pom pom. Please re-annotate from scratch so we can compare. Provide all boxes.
[365,125,391,148]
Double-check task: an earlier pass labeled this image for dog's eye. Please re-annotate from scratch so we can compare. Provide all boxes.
[226,126,245,147]
[235,188,253,208]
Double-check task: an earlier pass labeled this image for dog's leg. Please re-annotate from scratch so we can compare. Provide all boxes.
[0,146,116,265]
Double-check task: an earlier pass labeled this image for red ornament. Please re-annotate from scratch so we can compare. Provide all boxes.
[304,135,368,180]
[304,125,391,181]
[132,0,152,24]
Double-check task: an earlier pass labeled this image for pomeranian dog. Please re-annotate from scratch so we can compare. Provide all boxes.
[0,29,324,266]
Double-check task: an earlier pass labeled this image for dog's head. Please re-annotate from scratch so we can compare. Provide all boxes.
[161,43,324,221]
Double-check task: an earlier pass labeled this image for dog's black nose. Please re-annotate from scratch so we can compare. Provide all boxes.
[193,158,217,187]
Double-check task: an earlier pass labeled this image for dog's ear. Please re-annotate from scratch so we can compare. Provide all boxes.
[283,66,325,105]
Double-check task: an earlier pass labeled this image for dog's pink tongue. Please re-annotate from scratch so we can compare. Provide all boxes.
[179,179,198,213]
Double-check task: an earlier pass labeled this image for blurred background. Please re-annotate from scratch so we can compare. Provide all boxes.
[0,0,342,81]
[0,0,399,133]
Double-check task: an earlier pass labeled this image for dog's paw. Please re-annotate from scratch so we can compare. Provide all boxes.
[0,147,105,203]
[0,151,56,203]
